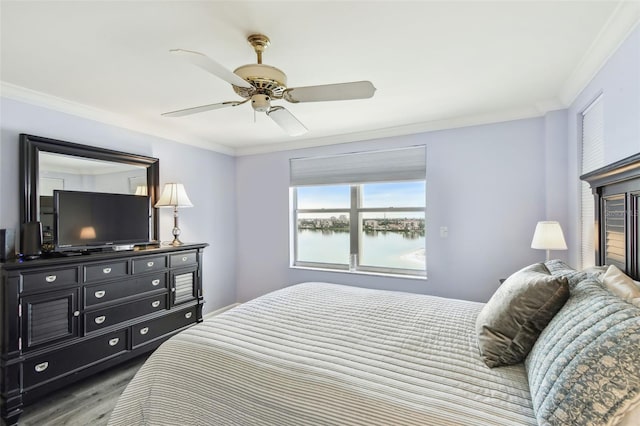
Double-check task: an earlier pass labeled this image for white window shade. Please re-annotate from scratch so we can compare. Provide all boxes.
[581,95,604,268]
[290,146,426,186]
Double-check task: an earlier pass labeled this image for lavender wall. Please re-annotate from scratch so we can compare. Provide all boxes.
[236,116,566,303]
[0,97,237,313]
[566,25,640,268]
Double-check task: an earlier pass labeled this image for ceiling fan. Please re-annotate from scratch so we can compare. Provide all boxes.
[162,34,376,136]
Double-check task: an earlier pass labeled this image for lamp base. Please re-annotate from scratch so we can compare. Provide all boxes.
[169,238,184,246]
[170,208,183,246]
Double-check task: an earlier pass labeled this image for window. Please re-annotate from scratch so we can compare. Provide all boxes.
[580,94,604,268]
[290,147,426,277]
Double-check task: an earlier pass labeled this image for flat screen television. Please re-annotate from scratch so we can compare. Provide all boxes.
[54,190,150,251]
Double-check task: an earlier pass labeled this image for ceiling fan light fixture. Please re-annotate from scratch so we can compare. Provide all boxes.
[251,94,271,112]
[267,106,308,136]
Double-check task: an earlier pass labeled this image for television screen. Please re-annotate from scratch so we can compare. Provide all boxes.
[54,190,150,250]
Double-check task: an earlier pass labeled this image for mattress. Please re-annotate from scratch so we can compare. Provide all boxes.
[108,282,536,425]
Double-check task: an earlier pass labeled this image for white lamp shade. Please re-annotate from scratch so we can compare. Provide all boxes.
[134,185,148,196]
[531,221,568,250]
[154,183,193,208]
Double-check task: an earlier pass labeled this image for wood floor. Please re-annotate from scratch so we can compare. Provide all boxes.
[17,355,148,426]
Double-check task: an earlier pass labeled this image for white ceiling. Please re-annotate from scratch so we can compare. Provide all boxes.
[1,1,639,156]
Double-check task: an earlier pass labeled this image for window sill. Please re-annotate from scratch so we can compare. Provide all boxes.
[289,265,427,280]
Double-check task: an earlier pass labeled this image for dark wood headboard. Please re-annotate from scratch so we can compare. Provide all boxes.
[581,152,640,280]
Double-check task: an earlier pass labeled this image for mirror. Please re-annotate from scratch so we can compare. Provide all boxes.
[20,134,160,248]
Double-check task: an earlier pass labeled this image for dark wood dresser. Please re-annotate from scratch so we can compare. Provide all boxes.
[0,243,207,425]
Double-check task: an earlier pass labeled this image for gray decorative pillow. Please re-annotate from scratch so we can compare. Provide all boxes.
[526,277,640,425]
[476,263,569,368]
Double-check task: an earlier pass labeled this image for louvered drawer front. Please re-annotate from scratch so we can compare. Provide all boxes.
[84,274,167,307]
[169,251,197,267]
[132,256,167,275]
[23,268,78,293]
[84,261,128,283]
[23,329,127,389]
[22,289,78,350]
[133,306,197,348]
[30,299,69,346]
[174,271,195,304]
[85,294,167,333]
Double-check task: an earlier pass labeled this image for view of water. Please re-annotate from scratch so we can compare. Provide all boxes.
[297,229,425,270]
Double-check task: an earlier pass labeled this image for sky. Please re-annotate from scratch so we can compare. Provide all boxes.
[297,181,425,210]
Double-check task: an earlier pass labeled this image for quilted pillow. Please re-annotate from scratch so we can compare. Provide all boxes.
[525,276,640,425]
[476,263,569,367]
[544,259,606,289]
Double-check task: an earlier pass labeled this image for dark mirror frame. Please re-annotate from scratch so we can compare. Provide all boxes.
[19,133,160,244]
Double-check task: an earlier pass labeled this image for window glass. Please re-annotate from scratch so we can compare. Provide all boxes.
[361,181,425,208]
[296,212,350,265]
[360,212,425,270]
[293,182,425,276]
[296,185,350,209]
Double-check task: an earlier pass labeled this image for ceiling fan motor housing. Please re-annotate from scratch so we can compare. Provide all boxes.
[233,64,288,99]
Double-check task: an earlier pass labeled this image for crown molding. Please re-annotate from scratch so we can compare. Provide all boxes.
[233,106,545,156]
[0,82,236,156]
[559,2,640,106]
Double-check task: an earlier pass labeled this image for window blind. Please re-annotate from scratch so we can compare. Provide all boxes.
[289,146,426,186]
[581,95,604,268]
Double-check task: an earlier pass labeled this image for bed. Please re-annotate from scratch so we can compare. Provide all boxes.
[109,154,640,426]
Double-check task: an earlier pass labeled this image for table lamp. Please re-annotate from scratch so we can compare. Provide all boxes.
[531,221,567,261]
[154,183,193,246]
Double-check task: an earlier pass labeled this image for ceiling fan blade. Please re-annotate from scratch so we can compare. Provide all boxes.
[284,81,376,103]
[162,101,245,117]
[170,49,253,89]
[267,106,308,136]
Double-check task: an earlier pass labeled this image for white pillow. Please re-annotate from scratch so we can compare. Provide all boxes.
[602,265,640,307]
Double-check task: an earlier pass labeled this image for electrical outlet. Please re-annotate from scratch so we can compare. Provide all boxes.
[440,226,448,238]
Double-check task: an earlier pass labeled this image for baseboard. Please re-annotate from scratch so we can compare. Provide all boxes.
[204,303,241,319]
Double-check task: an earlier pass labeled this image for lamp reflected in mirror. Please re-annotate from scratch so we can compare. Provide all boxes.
[134,185,148,196]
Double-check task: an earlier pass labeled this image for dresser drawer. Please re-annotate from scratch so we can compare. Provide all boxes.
[22,267,78,292]
[84,261,128,283]
[132,256,167,275]
[84,273,167,307]
[169,251,197,268]
[133,306,197,348]
[85,294,167,333]
[23,329,127,389]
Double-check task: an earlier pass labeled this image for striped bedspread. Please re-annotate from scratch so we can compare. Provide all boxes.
[108,282,536,425]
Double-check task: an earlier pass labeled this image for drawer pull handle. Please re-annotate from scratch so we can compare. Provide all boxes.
[45,275,57,283]
[73,311,80,317]
[103,267,112,274]
[108,338,120,346]
[151,300,161,308]
[182,256,188,262]
[95,316,106,324]
[185,312,193,319]
[147,261,154,267]
[95,290,106,298]
[151,279,160,286]
[35,362,49,373]
[140,327,149,335]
